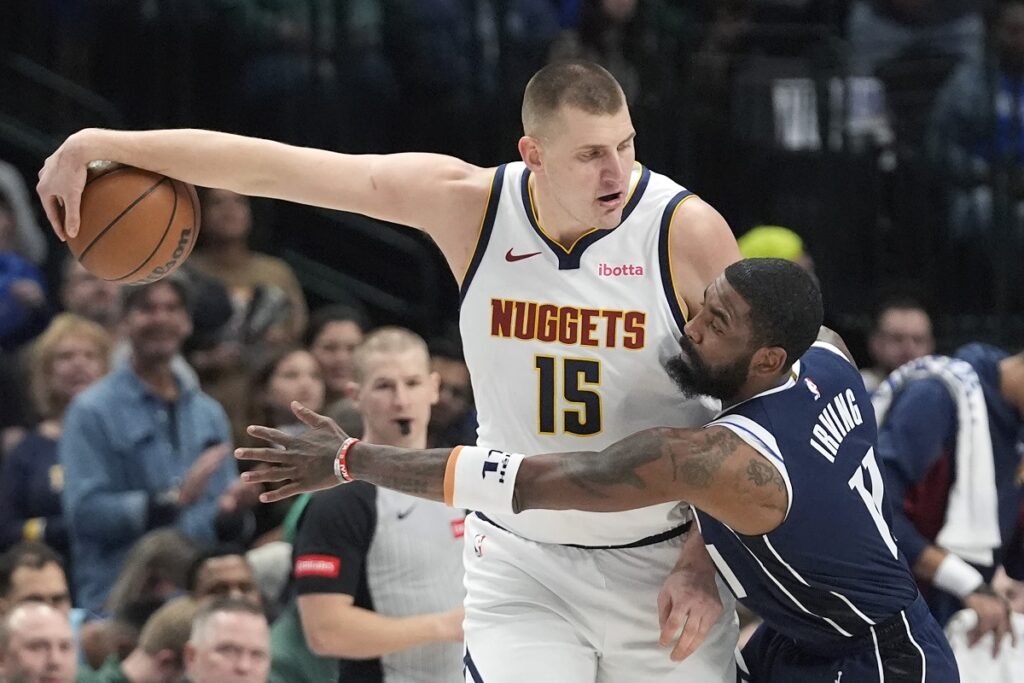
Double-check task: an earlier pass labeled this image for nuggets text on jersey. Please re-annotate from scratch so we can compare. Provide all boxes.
[489,298,646,349]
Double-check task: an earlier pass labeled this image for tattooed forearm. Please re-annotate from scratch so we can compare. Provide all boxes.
[517,428,746,513]
[349,445,450,502]
[555,429,666,495]
[515,429,671,512]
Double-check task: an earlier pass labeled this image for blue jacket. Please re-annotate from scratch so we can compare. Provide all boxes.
[60,361,235,613]
[0,432,68,556]
[876,344,1024,622]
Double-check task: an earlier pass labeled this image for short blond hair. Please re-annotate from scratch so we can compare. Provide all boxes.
[138,597,199,657]
[29,313,112,418]
[352,327,429,382]
[521,60,626,136]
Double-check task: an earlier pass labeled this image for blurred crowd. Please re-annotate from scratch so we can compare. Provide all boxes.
[1,1,1024,682]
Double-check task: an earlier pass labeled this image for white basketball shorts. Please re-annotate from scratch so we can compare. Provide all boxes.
[461,513,738,682]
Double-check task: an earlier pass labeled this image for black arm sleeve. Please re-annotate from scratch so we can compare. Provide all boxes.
[292,482,377,598]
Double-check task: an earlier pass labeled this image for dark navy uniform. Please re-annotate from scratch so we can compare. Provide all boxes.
[876,343,1024,624]
[696,342,959,681]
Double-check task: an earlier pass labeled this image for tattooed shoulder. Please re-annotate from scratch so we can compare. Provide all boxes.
[667,427,742,490]
[745,457,786,493]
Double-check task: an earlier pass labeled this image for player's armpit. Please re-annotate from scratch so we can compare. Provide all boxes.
[666,198,741,316]
[513,426,788,534]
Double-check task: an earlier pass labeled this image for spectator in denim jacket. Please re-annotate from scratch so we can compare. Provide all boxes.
[60,277,237,613]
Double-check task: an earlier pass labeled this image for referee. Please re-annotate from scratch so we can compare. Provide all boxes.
[289,328,465,682]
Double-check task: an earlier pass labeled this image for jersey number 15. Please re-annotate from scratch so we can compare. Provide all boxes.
[535,356,602,435]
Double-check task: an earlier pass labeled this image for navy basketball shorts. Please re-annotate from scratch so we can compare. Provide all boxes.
[737,595,959,682]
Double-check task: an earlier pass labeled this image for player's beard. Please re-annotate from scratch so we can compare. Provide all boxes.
[666,335,751,402]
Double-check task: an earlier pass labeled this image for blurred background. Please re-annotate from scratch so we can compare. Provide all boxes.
[2,0,1021,358]
[2,5,1024,681]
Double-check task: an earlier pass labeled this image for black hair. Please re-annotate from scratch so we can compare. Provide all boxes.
[0,542,65,597]
[724,258,823,371]
[427,335,465,363]
[120,273,193,317]
[303,303,370,348]
[872,295,931,330]
[185,545,249,593]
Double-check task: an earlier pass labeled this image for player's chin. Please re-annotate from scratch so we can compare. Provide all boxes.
[593,210,623,229]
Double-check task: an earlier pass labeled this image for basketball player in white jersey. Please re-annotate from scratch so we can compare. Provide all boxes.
[37,61,741,682]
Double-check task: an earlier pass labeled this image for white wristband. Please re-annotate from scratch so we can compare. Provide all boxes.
[444,446,525,514]
[933,553,985,599]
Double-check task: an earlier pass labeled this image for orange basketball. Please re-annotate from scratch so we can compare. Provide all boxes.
[67,165,200,284]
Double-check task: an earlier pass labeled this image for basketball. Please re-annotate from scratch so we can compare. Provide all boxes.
[67,164,200,284]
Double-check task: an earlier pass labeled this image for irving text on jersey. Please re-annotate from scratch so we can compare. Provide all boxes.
[809,387,864,462]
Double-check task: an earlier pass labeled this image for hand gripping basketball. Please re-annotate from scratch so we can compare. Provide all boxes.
[66,163,200,284]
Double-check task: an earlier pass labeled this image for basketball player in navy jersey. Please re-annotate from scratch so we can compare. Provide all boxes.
[236,258,960,681]
[39,62,742,681]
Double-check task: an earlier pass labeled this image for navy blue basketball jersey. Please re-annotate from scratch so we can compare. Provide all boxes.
[696,342,920,651]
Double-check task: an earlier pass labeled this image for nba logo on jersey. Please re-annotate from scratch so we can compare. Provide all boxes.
[804,377,821,400]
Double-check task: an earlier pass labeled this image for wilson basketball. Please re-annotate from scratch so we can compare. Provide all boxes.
[67,165,200,284]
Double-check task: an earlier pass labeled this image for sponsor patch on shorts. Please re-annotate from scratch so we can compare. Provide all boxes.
[294,554,341,578]
[451,519,466,539]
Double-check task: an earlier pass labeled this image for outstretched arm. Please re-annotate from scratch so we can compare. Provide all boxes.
[36,129,491,277]
[237,403,788,536]
[510,427,786,535]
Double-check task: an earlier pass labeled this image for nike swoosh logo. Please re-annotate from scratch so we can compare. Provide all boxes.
[397,505,416,520]
[505,248,542,262]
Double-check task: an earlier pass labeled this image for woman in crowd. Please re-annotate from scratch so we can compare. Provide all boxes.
[0,313,111,559]
[243,347,326,544]
[305,304,367,437]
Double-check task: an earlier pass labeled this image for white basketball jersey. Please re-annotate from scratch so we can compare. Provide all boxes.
[459,161,718,545]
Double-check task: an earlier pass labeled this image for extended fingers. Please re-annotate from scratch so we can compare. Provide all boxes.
[659,605,686,648]
[235,446,296,467]
[63,191,81,238]
[992,607,1014,658]
[246,424,295,447]
[41,197,67,241]
[240,466,298,485]
[671,614,708,662]
[259,482,306,504]
[292,401,329,428]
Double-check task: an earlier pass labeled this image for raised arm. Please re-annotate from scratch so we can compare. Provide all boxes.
[36,129,492,276]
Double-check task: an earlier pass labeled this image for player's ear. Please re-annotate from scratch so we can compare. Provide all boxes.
[429,371,441,406]
[752,346,788,378]
[183,642,197,668]
[344,380,360,405]
[518,136,543,171]
[153,648,178,672]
